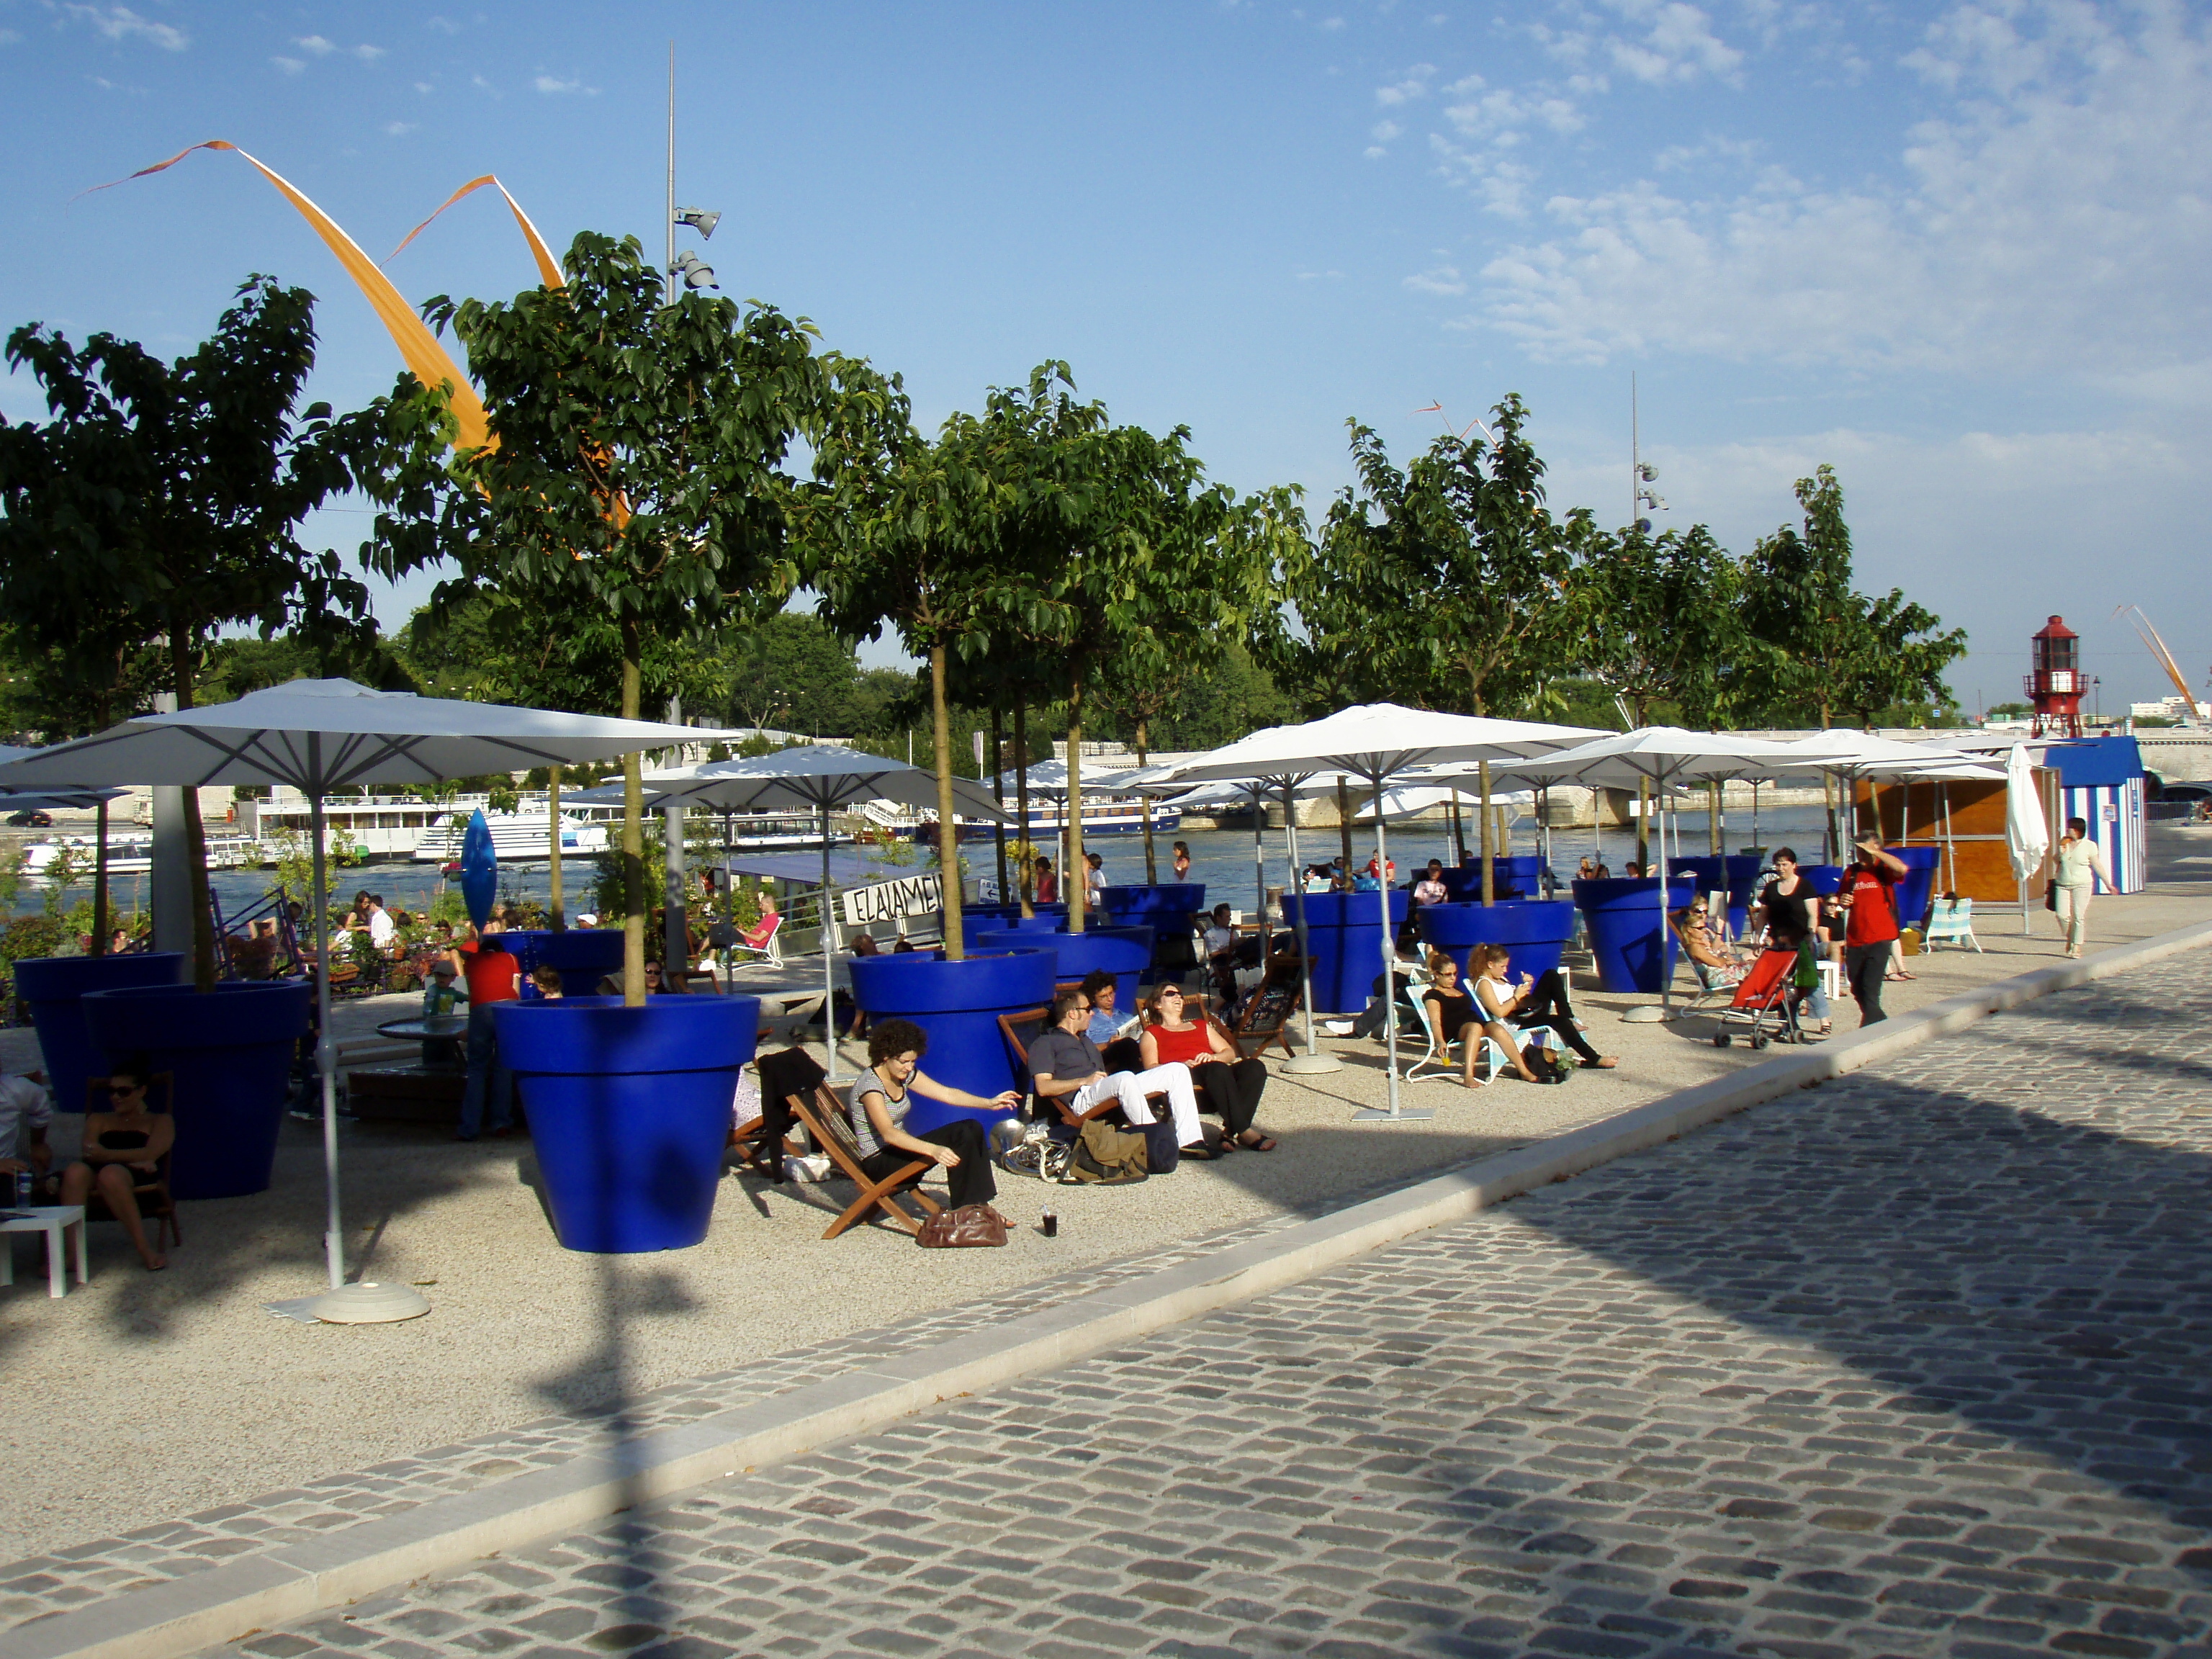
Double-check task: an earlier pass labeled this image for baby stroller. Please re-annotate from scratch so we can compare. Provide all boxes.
[1711,944,1808,1049]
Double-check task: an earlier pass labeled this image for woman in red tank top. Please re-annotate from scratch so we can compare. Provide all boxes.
[1140,984,1277,1151]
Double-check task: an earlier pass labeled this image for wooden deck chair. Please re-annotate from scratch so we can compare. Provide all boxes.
[996,1007,1170,1130]
[81,1073,181,1251]
[1923,896,1982,953]
[783,1085,942,1240]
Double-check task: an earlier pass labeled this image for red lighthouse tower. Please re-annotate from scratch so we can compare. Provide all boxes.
[2026,615,2083,738]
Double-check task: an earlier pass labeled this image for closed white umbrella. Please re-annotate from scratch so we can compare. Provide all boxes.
[575,748,1006,1083]
[0,680,711,1323]
[1155,705,1603,1117]
[2004,741,2050,935]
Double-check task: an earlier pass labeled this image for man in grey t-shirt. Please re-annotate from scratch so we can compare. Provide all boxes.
[1028,988,1203,1148]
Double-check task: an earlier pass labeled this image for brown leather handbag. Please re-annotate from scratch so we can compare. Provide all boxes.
[915,1203,1010,1249]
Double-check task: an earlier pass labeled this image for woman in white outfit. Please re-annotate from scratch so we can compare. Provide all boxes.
[2051,817,2114,958]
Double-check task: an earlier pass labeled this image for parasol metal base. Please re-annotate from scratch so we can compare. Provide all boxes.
[1352,1106,1434,1123]
[306,1282,432,1324]
[1283,1053,1343,1076]
[1622,1005,1670,1023]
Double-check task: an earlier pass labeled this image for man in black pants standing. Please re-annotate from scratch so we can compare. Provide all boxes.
[1840,837,1909,1025]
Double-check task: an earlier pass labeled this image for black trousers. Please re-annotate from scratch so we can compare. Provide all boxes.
[1509,968,1603,1065]
[1190,1058,1268,1137]
[1844,941,1891,1025]
[858,1120,997,1209]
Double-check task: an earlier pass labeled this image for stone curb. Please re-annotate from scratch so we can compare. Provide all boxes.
[11,917,2210,1659]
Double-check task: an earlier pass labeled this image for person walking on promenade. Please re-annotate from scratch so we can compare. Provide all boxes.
[1840,837,1909,1025]
[2051,817,2114,958]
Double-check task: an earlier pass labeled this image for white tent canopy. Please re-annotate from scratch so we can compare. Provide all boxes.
[0,679,710,1323]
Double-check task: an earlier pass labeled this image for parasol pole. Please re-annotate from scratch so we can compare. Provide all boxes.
[820,799,837,1085]
[310,765,341,1290]
[1353,763,1429,1123]
[1280,775,1338,1076]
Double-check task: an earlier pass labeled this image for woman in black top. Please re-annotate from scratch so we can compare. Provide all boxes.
[1755,846,1820,943]
[1423,951,1532,1088]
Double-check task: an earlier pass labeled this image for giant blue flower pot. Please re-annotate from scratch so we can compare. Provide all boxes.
[1415,900,1575,984]
[1889,845,1942,932]
[1666,854,1735,935]
[974,925,1154,1021]
[1281,890,1411,1014]
[1800,865,1845,897]
[16,952,184,1119]
[81,979,310,1202]
[847,948,1057,1134]
[1572,878,1680,996]
[1100,884,1206,972]
[1442,857,1544,901]
[493,993,759,1254]
[498,929,627,999]
[974,910,1066,933]
[1724,855,1764,937]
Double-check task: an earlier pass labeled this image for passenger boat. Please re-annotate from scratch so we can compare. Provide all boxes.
[21,831,257,878]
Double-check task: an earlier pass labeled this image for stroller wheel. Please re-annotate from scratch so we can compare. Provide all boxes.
[1713,1033,1732,1048]
[1750,1034,1768,1051]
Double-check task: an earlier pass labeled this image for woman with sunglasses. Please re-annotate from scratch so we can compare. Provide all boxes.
[1139,984,1276,1150]
[56,1056,172,1271]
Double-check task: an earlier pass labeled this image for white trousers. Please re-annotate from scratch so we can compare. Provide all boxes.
[2055,884,2090,953]
[1070,1064,1203,1146]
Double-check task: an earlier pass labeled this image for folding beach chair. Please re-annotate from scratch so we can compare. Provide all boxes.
[1400,987,1560,1084]
[997,1008,1174,1132]
[1923,896,1982,953]
[1709,945,1805,1051]
[783,1084,942,1240]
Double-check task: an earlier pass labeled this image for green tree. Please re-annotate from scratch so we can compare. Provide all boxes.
[1741,465,1966,730]
[0,276,450,983]
[413,232,877,1002]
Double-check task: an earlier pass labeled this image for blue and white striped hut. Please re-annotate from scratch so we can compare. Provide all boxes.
[2045,734,2146,895]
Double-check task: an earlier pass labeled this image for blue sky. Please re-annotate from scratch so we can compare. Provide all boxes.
[3,0,2207,714]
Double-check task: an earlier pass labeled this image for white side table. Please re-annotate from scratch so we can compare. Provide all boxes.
[0,1206,89,1298]
[1819,958,1845,1009]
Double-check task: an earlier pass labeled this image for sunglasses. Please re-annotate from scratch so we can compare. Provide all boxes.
[1157,988,1183,998]
[108,1081,143,1096]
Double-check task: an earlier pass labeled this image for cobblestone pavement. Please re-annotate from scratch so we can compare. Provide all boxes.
[191,944,2212,1658]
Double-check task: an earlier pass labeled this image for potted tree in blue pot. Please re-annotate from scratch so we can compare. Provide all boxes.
[433,233,855,1252]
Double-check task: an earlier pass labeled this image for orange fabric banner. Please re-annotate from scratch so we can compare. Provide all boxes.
[386,174,565,289]
[89,141,490,451]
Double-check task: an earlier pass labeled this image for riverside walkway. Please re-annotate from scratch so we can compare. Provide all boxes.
[182,943,2212,1658]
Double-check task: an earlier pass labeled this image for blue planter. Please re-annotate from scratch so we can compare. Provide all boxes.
[848,948,1057,1132]
[1281,890,1410,1014]
[1573,878,1680,996]
[1723,855,1763,937]
[81,979,311,1202]
[16,952,185,1118]
[1415,900,1575,984]
[1099,884,1205,971]
[1800,865,1845,897]
[1666,854,1741,936]
[494,994,759,1253]
[974,926,1154,1021]
[1442,857,1544,901]
[1890,845,1942,932]
[498,929,627,999]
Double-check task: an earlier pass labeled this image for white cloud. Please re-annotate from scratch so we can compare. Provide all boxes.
[534,73,596,95]
[1375,66,1434,105]
[413,79,433,94]
[1467,1,2212,380]
[383,120,417,136]
[271,55,303,73]
[1606,1,1744,84]
[1371,119,1401,142]
[295,35,337,55]
[351,43,385,62]
[427,14,460,34]
[0,28,20,45]
[472,73,500,96]
[1405,264,1468,295]
[59,5,186,50]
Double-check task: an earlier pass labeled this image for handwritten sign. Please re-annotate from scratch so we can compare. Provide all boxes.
[842,872,945,926]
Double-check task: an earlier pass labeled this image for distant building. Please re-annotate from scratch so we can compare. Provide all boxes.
[2131,696,2193,721]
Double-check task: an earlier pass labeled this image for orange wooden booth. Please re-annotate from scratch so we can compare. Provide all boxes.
[1855,768,2058,904]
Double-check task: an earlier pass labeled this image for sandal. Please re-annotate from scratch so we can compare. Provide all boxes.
[1236,1132,1279,1152]
[1579,1056,1619,1069]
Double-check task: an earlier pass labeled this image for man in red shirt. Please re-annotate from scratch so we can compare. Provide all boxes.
[1840,836,1910,1025]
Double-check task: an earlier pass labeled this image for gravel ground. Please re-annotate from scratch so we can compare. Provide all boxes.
[1,828,2206,1566]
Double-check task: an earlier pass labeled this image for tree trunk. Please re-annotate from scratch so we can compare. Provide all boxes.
[1636,778,1650,872]
[1014,702,1033,918]
[1478,758,1494,906]
[1138,715,1156,884]
[932,642,964,961]
[990,706,1008,907]
[1336,776,1352,885]
[90,799,109,957]
[171,632,216,991]
[620,626,646,1009]
[1708,780,1722,855]
[548,763,565,930]
[1448,793,1464,866]
[1066,670,1086,935]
